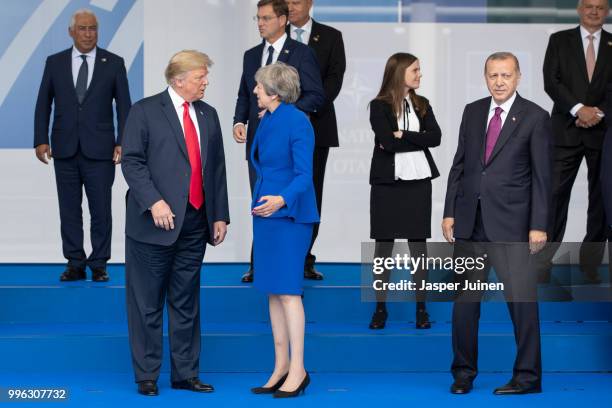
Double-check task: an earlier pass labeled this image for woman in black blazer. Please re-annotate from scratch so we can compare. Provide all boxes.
[368,53,441,329]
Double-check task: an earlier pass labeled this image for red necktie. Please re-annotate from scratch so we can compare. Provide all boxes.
[182,101,204,209]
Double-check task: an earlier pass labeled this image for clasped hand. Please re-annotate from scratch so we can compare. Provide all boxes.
[252,195,285,217]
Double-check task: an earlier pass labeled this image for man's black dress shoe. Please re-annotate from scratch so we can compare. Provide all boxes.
[416,309,431,329]
[241,269,254,283]
[137,380,158,396]
[251,373,288,394]
[450,379,473,394]
[304,266,324,280]
[171,377,214,393]
[91,267,109,282]
[493,380,541,395]
[59,267,86,282]
[368,309,388,329]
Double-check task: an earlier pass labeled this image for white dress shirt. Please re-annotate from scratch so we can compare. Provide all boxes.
[167,86,201,148]
[570,26,603,116]
[290,18,313,44]
[394,97,432,180]
[71,46,96,88]
[261,33,288,67]
[487,91,517,128]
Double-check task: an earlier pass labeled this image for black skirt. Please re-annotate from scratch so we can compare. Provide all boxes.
[370,178,432,239]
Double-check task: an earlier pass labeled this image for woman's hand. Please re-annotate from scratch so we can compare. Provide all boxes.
[252,195,285,217]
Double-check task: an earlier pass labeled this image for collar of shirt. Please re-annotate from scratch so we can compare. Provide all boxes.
[264,32,288,58]
[167,86,201,141]
[489,91,517,115]
[580,25,602,41]
[72,46,96,61]
[290,18,312,42]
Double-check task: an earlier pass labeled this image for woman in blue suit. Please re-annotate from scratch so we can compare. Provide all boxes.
[249,62,319,398]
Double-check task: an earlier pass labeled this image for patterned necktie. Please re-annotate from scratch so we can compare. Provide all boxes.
[586,34,596,82]
[75,55,88,104]
[295,28,305,43]
[182,102,204,209]
[265,45,274,66]
[485,107,503,163]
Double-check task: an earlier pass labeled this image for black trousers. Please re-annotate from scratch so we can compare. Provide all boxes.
[126,204,207,383]
[53,150,115,270]
[549,144,607,277]
[247,146,329,270]
[451,206,542,386]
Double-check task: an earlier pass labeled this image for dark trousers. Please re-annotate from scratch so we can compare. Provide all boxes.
[373,238,428,303]
[247,146,329,270]
[548,144,607,277]
[451,206,542,386]
[126,204,207,383]
[53,150,115,270]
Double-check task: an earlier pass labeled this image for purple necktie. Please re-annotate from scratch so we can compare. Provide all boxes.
[485,107,503,163]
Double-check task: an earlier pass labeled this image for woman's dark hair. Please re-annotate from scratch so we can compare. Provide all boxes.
[373,52,428,118]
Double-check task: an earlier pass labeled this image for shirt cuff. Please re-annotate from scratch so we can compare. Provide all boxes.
[570,103,584,117]
[233,122,245,129]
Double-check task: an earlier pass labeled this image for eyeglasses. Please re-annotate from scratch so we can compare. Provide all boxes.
[253,15,278,23]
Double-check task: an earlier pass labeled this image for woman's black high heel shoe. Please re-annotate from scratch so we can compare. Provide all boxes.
[273,372,310,398]
[251,373,288,394]
[416,309,431,329]
[369,309,388,329]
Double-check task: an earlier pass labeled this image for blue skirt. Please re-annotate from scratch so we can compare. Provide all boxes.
[253,216,313,295]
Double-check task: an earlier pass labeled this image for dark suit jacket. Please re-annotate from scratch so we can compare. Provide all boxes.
[368,98,441,185]
[603,84,612,225]
[287,20,346,147]
[543,26,612,149]
[233,37,325,158]
[121,90,230,246]
[443,94,553,242]
[34,47,131,159]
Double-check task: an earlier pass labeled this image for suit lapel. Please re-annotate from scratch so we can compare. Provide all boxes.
[63,48,79,103]
[277,38,296,63]
[82,48,103,104]
[160,90,189,161]
[592,29,612,82]
[308,20,320,47]
[486,94,525,166]
[193,101,209,171]
[572,27,590,83]
[477,98,492,167]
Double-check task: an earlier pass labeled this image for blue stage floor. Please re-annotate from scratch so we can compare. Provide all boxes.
[2,372,611,407]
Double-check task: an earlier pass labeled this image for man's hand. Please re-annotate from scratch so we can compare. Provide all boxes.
[113,146,122,164]
[151,199,175,230]
[576,106,603,127]
[528,230,547,254]
[442,217,455,243]
[393,130,402,139]
[213,221,227,246]
[233,123,246,143]
[35,144,52,164]
[252,195,285,217]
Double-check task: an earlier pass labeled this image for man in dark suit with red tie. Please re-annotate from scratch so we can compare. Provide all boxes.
[542,0,612,282]
[121,50,229,396]
[286,0,346,280]
[443,53,552,395]
[34,9,131,282]
[233,0,325,282]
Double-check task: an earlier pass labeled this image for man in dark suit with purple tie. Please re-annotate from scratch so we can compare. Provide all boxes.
[443,52,552,396]
[233,0,324,283]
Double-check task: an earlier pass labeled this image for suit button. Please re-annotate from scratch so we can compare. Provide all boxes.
[185,173,188,177]
[481,171,486,176]
[78,107,82,111]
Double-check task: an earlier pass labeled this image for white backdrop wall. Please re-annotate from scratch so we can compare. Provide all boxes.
[0,0,595,262]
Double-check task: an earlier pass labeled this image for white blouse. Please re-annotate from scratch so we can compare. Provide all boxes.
[394,97,432,180]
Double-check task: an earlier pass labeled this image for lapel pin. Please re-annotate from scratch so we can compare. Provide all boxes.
[313,35,320,42]
[512,117,516,122]
[608,41,612,46]
[101,57,107,62]
[283,49,290,54]
[199,110,203,115]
